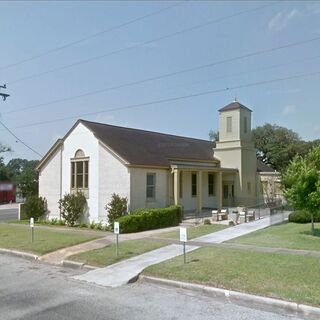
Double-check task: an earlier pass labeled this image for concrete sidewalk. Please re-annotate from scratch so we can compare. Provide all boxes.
[73,213,289,287]
[39,225,180,264]
[195,211,290,243]
[73,244,198,287]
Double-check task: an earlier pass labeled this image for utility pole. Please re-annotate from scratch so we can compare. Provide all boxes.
[0,84,10,101]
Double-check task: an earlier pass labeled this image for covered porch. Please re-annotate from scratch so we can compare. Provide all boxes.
[171,162,238,214]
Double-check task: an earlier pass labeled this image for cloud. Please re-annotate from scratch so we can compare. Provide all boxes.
[282,105,296,116]
[268,9,299,32]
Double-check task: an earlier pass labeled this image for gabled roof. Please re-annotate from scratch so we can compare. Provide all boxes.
[257,160,276,173]
[80,120,218,167]
[219,101,252,112]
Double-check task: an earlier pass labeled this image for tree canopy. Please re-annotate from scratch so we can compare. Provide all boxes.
[208,123,320,172]
[0,157,39,198]
[282,146,320,235]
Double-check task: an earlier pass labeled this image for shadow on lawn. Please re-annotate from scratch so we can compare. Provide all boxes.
[300,228,320,237]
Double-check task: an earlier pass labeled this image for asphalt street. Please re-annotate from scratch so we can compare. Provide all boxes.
[0,207,18,221]
[0,254,308,320]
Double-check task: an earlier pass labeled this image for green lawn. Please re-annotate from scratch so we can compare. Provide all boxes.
[229,222,320,251]
[69,239,166,267]
[144,246,320,306]
[0,224,101,255]
[157,224,227,240]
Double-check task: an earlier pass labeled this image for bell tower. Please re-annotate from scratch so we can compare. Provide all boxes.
[214,101,257,205]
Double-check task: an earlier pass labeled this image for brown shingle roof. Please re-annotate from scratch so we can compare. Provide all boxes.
[219,101,252,112]
[257,160,276,173]
[80,120,217,167]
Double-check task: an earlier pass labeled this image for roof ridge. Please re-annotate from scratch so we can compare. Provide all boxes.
[80,119,213,143]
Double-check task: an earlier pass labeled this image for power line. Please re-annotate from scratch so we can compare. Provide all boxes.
[0,2,184,71]
[6,2,277,85]
[8,70,320,131]
[172,54,320,89]
[4,36,320,116]
[0,119,43,157]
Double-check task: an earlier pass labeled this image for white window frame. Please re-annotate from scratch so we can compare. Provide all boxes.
[146,173,156,200]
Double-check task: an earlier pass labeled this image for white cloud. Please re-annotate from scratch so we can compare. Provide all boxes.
[282,105,296,116]
[268,9,299,32]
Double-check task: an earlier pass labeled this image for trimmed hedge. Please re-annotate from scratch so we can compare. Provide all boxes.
[116,205,182,233]
[288,210,320,223]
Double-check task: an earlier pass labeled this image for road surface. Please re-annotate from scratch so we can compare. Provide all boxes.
[0,204,18,221]
[0,254,307,320]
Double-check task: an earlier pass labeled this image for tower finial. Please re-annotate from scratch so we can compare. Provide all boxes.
[234,96,237,102]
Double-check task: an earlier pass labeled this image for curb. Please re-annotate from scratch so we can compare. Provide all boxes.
[141,275,320,319]
[0,248,39,261]
[62,260,97,271]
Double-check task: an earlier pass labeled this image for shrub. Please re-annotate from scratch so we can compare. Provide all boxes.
[203,219,211,225]
[116,205,182,233]
[58,192,86,227]
[288,210,320,224]
[79,223,88,228]
[24,196,47,221]
[50,218,59,225]
[95,222,103,230]
[105,193,128,227]
[90,220,95,229]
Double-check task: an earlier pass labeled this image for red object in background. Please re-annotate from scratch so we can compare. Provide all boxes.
[0,183,16,203]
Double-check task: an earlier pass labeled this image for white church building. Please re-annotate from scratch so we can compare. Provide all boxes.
[37,101,278,222]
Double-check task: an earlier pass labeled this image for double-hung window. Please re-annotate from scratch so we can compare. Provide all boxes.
[146,173,156,200]
[191,173,197,197]
[71,150,89,192]
[208,173,215,196]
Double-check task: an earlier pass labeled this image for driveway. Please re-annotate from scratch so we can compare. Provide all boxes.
[0,203,19,221]
[0,255,306,320]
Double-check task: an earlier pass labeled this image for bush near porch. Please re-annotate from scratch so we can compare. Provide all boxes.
[116,205,182,233]
[288,210,320,223]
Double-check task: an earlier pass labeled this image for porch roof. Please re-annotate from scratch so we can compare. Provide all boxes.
[170,162,237,173]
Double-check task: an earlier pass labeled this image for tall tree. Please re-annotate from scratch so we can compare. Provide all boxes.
[282,146,320,236]
[14,160,39,198]
[252,123,311,172]
[0,144,11,181]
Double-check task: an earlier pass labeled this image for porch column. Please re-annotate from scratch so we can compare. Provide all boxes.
[173,169,180,205]
[217,171,223,210]
[197,171,202,213]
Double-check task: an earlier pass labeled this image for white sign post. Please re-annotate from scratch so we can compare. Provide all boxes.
[114,222,120,256]
[30,217,34,243]
[180,227,187,264]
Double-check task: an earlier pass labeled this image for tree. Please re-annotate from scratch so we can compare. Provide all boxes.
[252,124,302,171]
[0,144,11,180]
[208,130,219,148]
[282,146,320,236]
[15,160,39,197]
[105,193,128,226]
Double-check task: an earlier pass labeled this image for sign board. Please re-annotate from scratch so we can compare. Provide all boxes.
[114,222,119,234]
[30,217,34,228]
[180,227,187,242]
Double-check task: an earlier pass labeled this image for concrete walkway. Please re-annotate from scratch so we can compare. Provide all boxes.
[73,244,198,287]
[40,225,180,264]
[73,213,289,288]
[195,211,290,243]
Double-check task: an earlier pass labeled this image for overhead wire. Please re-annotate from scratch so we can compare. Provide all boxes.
[4,36,320,116]
[7,69,320,131]
[6,2,277,85]
[0,1,185,71]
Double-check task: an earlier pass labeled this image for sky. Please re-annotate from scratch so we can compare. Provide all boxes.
[0,1,320,162]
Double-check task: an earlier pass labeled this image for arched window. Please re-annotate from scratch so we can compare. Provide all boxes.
[74,149,85,158]
[71,149,89,190]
